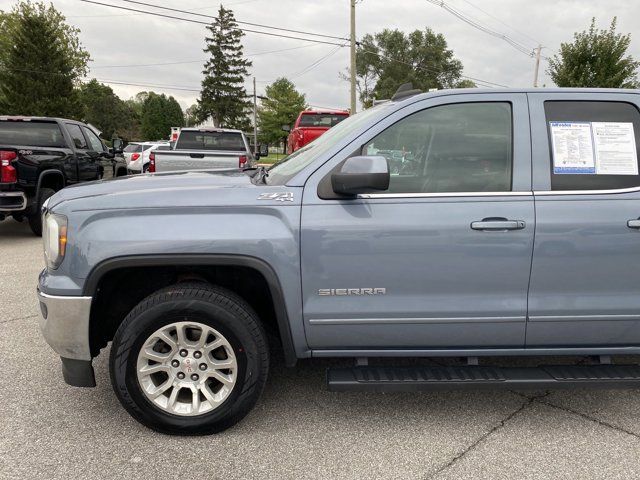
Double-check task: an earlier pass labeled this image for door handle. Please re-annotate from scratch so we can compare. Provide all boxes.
[189,153,205,158]
[628,219,640,229]
[471,217,525,231]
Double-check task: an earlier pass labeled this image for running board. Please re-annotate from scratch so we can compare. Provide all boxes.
[327,365,640,392]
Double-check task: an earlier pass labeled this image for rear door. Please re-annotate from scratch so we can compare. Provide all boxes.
[300,93,535,350]
[527,92,640,347]
[66,123,98,181]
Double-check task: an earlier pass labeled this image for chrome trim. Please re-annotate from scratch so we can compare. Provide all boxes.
[357,191,532,199]
[534,185,640,196]
[0,191,27,211]
[37,290,92,360]
[529,314,640,322]
[309,316,524,325]
[312,346,640,358]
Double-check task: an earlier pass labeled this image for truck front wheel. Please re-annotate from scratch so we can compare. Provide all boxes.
[109,283,269,435]
[28,187,55,236]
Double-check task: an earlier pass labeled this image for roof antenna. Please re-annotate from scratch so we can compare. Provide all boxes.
[391,82,422,101]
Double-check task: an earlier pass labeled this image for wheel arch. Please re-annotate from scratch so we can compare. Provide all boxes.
[37,169,66,196]
[84,254,298,366]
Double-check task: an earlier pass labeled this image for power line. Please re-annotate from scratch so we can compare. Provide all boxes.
[67,0,261,17]
[119,0,350,42]
[456,0,541,46]
[425,0,535,57]
[78,0,347,46]
[90,44,323,69]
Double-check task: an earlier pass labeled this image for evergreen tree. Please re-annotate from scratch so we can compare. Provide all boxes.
[140,92,184,140]
[258,78,307,144]
[0,1,89,117]
[78,80,133,139]
[548,18,639,88]
[197,6,252,129]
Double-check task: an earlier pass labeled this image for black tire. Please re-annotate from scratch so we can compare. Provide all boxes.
[28,187,55,236]
[110,283,269,435]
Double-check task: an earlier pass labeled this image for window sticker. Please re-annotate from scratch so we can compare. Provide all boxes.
[550,122,595,174]
[592,122,638,175]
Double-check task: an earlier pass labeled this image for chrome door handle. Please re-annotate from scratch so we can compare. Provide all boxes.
[628,219,640,229]
[471,218,525,231]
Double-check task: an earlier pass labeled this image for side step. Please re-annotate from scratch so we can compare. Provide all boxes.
[327,365,640,392]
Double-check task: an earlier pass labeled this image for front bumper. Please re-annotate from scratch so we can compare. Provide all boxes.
[37,289,96,386]
[0,191,27,212]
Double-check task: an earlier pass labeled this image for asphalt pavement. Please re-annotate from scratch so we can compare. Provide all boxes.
[1,217,640,479]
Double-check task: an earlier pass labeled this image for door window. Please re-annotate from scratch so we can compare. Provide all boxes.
[544,101,640,191]
[362,102,513,193]
[82,127,104,152]
[66,124,88,150]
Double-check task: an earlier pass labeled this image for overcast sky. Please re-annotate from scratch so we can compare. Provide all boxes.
[2,0,639,111]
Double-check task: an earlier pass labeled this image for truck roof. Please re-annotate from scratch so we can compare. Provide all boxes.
[300,109,350,115]
[0,116,83,123]
[180,127,244,134]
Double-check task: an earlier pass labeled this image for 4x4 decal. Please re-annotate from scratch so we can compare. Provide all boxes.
[257,192,294,202]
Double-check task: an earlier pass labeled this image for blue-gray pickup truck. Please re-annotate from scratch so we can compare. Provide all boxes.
[37,88,640,435]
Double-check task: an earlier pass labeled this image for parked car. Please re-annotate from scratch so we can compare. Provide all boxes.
[125,141,170,173]
[37,88,640,435]
[286,109,349,153]
[150,128,255,173]
[0,116,125,235]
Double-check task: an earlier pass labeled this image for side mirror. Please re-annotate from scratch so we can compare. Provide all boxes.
[112,138,124,151]
[259,143,269,157]
[331,156,390,196]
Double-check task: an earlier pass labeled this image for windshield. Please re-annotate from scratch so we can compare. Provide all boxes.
[0,121,66,148]
[267,103,391,185]
[299,113,349,128]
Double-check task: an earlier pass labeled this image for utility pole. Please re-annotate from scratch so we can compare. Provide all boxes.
[252,76,258,156]
[533,45,542,88]
[350,0,357,113]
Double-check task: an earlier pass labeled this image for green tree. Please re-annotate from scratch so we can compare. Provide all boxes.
[355,28,473,107]
[548,18,639,88]
[140,92,184,140]
[257,78,307,144]
[78,80,134,139]
[197,6,251,129]
[0,1,89,117]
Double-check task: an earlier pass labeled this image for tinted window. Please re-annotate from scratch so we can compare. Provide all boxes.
[0,121,66,147]
[142,145,154,151]
[362,102,512,193]
[82,127,104,152]
[156,145,170,150]
[545,101,640,191]
[124,144,142,153]
[66,124,88,150]
[176,131,245,151]
[299,113,348,127]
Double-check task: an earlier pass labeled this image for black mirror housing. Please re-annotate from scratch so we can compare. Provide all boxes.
[331,156,390,196]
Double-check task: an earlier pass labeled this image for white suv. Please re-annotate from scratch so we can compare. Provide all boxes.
[125,142,170,173]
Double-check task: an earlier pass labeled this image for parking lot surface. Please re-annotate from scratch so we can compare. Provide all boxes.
[2,217,640,479]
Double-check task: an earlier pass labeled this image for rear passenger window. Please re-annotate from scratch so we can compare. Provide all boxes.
[545,101,640,191]
[362,102,513,193]
[66,124,88,150]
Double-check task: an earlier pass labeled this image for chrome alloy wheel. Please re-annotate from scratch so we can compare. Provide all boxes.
[136,321,238,416]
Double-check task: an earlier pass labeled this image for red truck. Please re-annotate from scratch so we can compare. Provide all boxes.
[286,109,349,154]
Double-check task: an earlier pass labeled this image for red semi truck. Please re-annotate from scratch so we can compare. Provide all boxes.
[286,109,349,154]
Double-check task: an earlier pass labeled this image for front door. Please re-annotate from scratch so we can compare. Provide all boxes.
[65,123,98,181]
[527,92,640,347]
[301,94,535,350]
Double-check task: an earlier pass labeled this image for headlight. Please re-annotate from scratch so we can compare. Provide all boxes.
[43,212,68,270]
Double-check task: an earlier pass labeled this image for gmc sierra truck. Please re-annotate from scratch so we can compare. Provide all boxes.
[0,117,125,235]
[286,109,349,153]
[37,88,640,435]
[150,127,255,173]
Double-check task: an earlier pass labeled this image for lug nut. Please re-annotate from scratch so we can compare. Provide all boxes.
[193,351,202,359]
[171,360,180,368]
[191,374,199,381]
[199,363,207,371]
[177,372,185,380]
[179,349,188,357]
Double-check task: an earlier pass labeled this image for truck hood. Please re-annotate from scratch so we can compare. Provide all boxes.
[49,169,299,211]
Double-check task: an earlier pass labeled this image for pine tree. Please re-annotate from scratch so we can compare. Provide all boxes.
[0,1,89,117]
[197,6,252,129]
